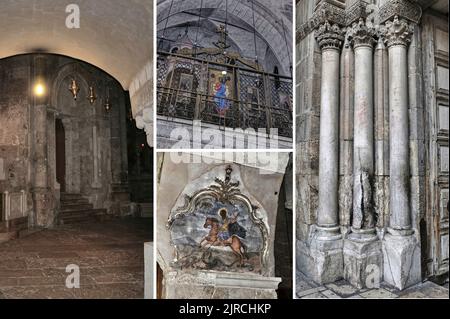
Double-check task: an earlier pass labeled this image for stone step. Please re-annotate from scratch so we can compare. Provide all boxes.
[58,208,108,225]
[61,199,90,206]
[58,215,98,225]
[60,193,84,201]
[60,203,93,212]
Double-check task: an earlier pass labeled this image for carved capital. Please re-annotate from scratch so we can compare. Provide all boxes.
[315,20,344,50]
[347,18,377,49]
[379,0,422,24]
[297,1,345,43]
[379,16,414,48]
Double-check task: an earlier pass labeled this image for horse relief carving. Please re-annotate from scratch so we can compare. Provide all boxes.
[167,166,269,273]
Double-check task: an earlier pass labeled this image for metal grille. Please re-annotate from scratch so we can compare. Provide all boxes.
[157,52,293,138]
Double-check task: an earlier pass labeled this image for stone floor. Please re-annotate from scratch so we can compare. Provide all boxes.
[0,218,152,299]
[296,272,449,299]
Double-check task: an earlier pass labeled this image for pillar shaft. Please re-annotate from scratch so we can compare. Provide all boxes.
[318,47,341,230]
[352,45,375,231]
[388,44,410,231]
[380,16,415,235]
[347,18,377,234]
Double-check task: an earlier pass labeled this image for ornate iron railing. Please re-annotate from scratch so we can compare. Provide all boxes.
[157,52,293,138]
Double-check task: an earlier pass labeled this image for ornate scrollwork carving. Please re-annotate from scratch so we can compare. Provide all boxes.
[296,1,345,43]
[379,0,422,24]
[347,18,377,49]
[345,0,368,26]
[379,15,414,48]
[315,20,344,50]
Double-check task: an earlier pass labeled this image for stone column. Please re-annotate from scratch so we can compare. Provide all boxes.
[380,15,421,290]
[316,21,343,239]
[308,21,345,284]
[343,18,382,289]
[32,55,53,227]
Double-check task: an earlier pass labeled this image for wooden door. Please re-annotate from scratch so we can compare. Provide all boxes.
[422,13,449,280]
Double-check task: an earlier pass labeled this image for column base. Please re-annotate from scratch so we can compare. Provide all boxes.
[382,233,421,290]
[343,236,382,289]
[296,233,343,284]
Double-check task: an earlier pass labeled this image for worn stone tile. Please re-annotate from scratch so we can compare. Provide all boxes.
[295,279,314,293]
[0,220,150,299]
[300,292,327,299]
[321,289,342,299]
[326,282,359,297]
[399,291,428,299]
[360,288,398,299]
[296,286,327,297]
[419,281,449,299]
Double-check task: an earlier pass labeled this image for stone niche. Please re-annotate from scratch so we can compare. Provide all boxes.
[157,155,289,299]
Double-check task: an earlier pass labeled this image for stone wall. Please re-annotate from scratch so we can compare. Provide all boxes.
[0,54,132,229]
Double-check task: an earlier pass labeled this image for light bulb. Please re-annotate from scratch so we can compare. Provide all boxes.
[34,83,46,97]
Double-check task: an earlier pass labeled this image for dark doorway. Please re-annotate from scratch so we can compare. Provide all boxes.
[55,119,66,193]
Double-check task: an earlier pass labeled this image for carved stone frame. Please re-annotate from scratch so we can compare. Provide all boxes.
[166,166,270,272]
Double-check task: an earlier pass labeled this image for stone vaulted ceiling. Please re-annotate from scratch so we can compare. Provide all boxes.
[157,0,293,75]
[0,0,153,89]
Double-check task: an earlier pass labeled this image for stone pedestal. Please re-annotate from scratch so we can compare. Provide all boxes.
[382,233,421,290]
[344,236,382,289]
[298,235,344,284]
[164,271,281,299]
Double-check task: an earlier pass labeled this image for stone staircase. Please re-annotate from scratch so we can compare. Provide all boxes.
[58,193,108,225]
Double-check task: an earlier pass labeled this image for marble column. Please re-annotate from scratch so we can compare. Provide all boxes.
[380,15,421,290]
[343,19,382,289]
[316,21,343,240]
[308,21,345,284]
[349,19,377,237]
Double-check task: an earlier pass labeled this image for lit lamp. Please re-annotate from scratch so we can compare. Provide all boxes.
[87,86,97,105]
[104,97,112,112]
[33,82,46,97]
[104,87,112,112]
[69,79,80,100]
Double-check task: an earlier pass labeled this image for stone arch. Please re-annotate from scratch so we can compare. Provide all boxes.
[157,0,292,75]
[50,61,91,111]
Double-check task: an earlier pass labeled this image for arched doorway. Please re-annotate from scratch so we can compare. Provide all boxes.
[55,118,66,193]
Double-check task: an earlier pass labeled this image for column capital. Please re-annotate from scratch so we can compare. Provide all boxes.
[379,16,415,48]
[347,18,377,49]
[315,20,344,51]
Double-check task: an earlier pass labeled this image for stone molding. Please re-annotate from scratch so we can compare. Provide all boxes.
[347,18,377,49]
[379,16,415,48]
[297,1,346,42]
[345,0,370,26]
[315,20,345,50]
[296,0,422,43]
[379,0,422,24]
